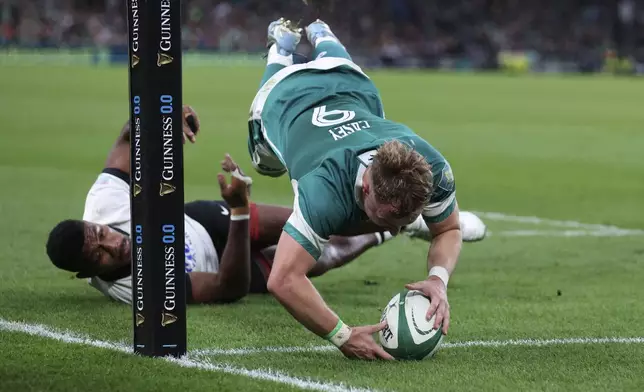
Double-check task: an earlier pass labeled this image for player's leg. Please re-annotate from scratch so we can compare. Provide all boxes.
[308,232,393,277]
[402,211,488,243]
[254,231,394,280]
[259,18,302,87]
[248,18,302,177]
[306,19,352,61]
[184,200,293,251]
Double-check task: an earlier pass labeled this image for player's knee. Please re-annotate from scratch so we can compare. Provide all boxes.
[266,269,295,299]
[266,272,282,296]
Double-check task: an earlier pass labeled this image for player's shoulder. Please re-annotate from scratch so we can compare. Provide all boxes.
[83,168,131,224]
[295,168,357,222]
[90,168,130,193]
[391,134,452,178]
[403,134,447,162]
[383,133,456,202]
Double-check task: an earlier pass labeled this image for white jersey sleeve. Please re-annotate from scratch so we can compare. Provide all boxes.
[83,172,131,229]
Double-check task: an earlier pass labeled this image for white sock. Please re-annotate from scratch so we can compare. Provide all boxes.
[405,214,428,233]
[314,36,341,46]
[267,44,293,66]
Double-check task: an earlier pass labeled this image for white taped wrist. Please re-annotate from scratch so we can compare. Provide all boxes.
[324,320,352,348]
[231,168,253,185]
[429,266,450,288]
[230,214,250,221]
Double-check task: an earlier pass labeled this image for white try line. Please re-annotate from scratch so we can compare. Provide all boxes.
[474,211,644,236]
[0,318,379,392]
[191,336,644,357]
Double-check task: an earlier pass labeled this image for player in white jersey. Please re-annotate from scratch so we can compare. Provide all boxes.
[44,106,410,305]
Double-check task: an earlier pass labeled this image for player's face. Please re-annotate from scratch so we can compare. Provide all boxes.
[82,222,130,274]
[363,191,415,235]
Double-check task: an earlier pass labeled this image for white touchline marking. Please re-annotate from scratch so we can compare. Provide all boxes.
[191,336,644,357]
[192,345,337,356]
[488,229,644,237]
[473,211,644,234]
[0,319,380,392]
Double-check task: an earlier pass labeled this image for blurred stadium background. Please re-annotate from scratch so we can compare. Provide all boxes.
[2,0,643,74]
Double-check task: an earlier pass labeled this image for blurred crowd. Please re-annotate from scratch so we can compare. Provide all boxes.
[2,0,643,71]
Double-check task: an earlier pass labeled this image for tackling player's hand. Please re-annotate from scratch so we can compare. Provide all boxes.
[217,154,253,208]
[405,277,450,334]
[182,104,200,144]
[339,321,394,360]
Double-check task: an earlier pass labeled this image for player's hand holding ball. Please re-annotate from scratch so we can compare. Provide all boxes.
[217,154,253,210]
[405,276,450,335]
[182,104,200,144]
[338,321,395,360]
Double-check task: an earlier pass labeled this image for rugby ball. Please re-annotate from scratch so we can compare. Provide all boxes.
[378,289,444,360]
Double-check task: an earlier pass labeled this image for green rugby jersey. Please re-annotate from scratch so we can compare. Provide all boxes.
[248,57,456,260]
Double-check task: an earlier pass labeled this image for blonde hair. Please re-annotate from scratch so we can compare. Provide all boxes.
[370,140,433,218]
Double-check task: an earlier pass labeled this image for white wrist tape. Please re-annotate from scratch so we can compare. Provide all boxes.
[230,214,250,221]
[429,266,450,288]
[325,320,352,348]
[231,168,253,185]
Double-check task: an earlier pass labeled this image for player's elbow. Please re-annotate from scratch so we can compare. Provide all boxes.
[190,272,250,304]
[215,278,251,304]
[215,290,248,304]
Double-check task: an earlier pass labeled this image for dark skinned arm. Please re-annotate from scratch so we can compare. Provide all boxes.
[187,154,253,304]
[104,105,199,174]
[308,233,381,277]
[188,214,250,303]
[257,232,382,279]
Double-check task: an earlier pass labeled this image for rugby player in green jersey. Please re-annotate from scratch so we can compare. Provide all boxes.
[247,18,482,360]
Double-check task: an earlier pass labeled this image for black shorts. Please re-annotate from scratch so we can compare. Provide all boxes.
[184,200,271,293]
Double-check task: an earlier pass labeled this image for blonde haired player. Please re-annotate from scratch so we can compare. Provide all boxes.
[246,18,485,360]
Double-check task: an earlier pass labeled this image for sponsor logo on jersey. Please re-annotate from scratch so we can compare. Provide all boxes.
[437,163,455,192]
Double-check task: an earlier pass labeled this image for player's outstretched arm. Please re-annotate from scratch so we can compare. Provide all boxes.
[186,204,251,303]
[267,232,393,360]
[406,205,462,335]
[186,154,253,303]
[104,105,199,174]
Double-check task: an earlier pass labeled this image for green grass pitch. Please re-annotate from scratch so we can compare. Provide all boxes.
[0,63,643,391]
